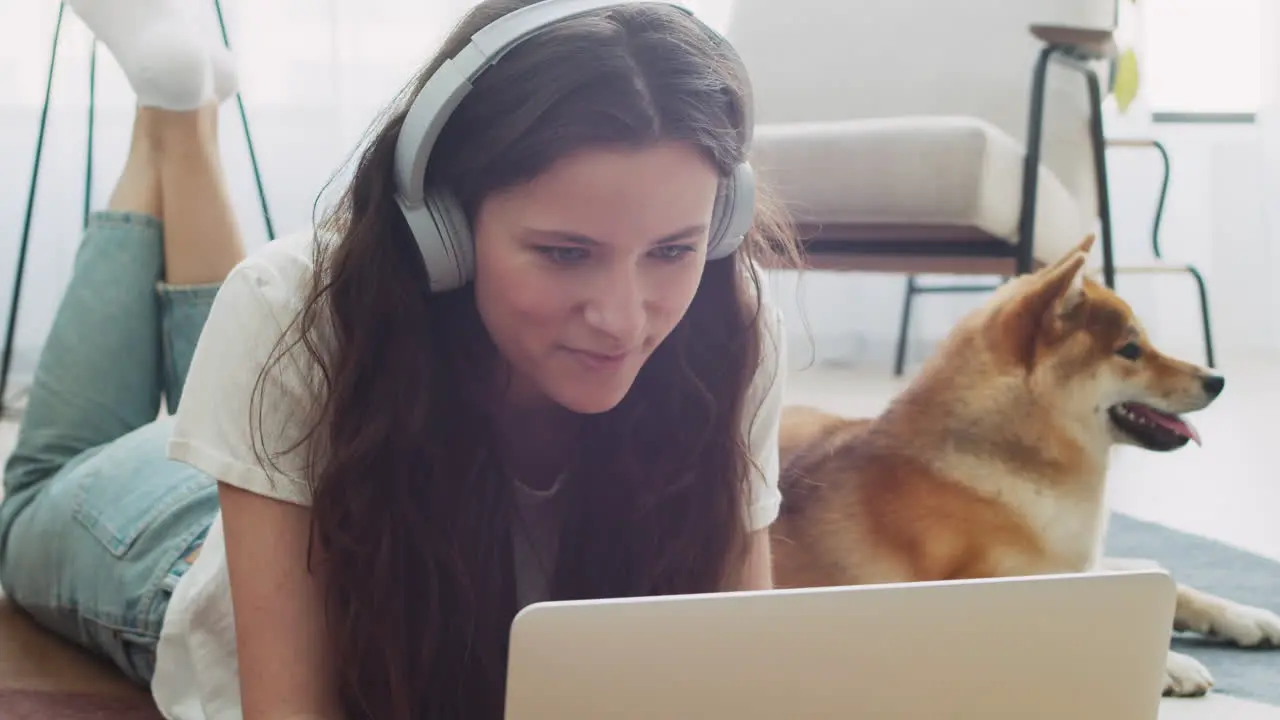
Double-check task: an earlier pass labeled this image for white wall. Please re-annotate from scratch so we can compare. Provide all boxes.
[0,0,1275,394]
[1262,0,1280,348]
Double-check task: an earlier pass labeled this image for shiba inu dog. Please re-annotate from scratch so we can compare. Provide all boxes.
[771,236,1280,697]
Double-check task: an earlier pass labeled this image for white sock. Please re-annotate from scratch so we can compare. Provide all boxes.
[67,0,211,111]
[207,41,240,103]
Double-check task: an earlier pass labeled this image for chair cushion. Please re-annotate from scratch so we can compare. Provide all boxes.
[749,115,1096,265]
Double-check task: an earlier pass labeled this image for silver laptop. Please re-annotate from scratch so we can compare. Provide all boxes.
[505,570,1175,719]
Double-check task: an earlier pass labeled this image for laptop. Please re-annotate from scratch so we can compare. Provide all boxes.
[505,570,1176,719]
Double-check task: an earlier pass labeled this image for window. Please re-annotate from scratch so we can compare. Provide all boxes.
[1140,0,1264,122]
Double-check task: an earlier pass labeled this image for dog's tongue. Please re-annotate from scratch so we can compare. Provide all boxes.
[1128,403,1201,446]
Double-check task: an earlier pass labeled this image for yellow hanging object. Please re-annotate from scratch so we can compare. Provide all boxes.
[1113,47,1140,113]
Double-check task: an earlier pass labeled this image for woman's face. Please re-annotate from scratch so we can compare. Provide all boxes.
[472,141,720,415]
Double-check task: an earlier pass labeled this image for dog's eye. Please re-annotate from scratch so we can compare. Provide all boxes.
[1116,342,1143,361]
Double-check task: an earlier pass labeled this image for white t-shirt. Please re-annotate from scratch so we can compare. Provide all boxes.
[152,230,787,720]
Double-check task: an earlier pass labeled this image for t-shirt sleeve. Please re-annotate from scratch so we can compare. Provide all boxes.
[743,297,787,532]
[168,260,315,507]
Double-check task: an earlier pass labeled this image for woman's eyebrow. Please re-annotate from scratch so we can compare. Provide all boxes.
[519,224,707,245]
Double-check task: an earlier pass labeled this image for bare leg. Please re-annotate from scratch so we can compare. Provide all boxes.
[107,109,162,217]
[149,104,246,286]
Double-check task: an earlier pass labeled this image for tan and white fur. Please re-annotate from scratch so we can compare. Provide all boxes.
[771,236,1280,697]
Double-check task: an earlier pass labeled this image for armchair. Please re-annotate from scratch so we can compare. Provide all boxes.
[725,0,1121,375]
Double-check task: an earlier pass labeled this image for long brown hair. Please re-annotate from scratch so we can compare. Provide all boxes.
[254,2,800,718]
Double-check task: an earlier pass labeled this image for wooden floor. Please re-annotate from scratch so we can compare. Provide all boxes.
[1,354,1277,717]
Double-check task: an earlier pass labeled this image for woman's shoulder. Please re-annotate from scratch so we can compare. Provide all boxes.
[197,230,336,381]
[223,230,327,313]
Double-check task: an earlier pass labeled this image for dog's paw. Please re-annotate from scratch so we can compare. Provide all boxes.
[1207,602,1280,647]
[1164,651,1213,697]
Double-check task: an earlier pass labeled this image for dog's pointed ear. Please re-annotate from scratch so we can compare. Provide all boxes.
[1051,254,1088,318]
[1019,251,1089,312]
[1042,235,1095,273]
[995,251,1090,365]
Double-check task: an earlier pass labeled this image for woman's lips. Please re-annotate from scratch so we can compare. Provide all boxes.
[564,347,631,371]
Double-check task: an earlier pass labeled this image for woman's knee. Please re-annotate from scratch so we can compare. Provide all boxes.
[1,442,92,514]
[0,427,218,667]
[0,444,103,590]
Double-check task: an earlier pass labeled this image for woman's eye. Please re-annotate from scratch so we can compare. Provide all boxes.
[537,246,589,265]
[1116,341,1143,361]
[651,245,695,261]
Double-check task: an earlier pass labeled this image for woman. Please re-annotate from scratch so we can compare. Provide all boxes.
[0,0,799,718]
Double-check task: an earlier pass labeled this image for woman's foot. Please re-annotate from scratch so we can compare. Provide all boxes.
[208,42,239,102]
[67,0,209,110]
[67,0,240,110]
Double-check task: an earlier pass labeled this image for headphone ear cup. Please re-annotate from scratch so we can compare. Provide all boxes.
[420,191,475,292]
[706,162,757,260]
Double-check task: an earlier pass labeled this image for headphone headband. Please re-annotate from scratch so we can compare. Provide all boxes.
[394,0,699,211]
[393,0,756,292]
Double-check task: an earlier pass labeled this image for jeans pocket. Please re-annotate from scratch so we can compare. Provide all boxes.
[71,426,208,558]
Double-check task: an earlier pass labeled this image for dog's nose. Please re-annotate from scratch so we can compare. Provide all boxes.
[1202,374,1225,398]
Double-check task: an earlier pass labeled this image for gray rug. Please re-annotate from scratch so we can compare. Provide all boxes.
[1106,513,1280,705]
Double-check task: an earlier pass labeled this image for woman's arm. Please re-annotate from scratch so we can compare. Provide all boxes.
[220,482,344,720]
[735,301,787,593]
[739,528,775,590]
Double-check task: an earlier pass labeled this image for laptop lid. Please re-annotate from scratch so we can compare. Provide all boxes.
[505,570,1175,719]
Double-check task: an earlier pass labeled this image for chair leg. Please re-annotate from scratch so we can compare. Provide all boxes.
[0,2,65,415]
[1187,266,1216,369]
[1021,46,1117,287]
[893,275,918,377]
[85,41,98,228]
[1084,65,1117,289]
[213,0,274,240]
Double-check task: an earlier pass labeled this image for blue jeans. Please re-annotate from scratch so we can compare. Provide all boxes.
[0,211,221,686]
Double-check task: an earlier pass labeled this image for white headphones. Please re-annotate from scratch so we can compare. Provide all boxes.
[392,0,758,293]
